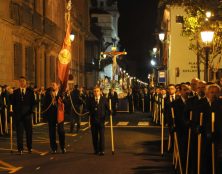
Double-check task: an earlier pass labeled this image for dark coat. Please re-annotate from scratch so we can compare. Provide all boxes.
[12,87,35,121]
[88,96,110,124]
[197,97,222,174]
[43,88,59,122]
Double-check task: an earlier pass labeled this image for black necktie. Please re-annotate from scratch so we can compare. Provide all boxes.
[171,96,175,102]
[21,89,25,101]
[22,89,25,96]
[96,98,99,104]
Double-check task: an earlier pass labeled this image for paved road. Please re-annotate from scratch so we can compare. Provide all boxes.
[0,112,174,174]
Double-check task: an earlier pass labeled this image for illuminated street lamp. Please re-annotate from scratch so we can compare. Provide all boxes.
[70,33,75,42]
[201,30,214,82]
[151,59,156,66]
[206,11,212,18]
[158,32,165,42]
[153,47,157,54]
[158,32,165,67]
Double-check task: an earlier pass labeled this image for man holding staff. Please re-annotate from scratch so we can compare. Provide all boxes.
[196,84,222,174]
[88,86,110,156]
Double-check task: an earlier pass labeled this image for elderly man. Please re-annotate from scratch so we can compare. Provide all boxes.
[197,84,222,174]
[184,80,207,173]
[189,78,199,98]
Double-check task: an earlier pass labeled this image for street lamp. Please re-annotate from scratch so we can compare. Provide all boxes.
[153,47,157,54]
[206,11,212,18]
[158,32,165,42]
[158,32,165,67]
[151,59,156,66]
[70,33,75,42]
[201,30,214,82]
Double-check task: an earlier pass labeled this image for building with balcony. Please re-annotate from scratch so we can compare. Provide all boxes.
[0,0,90,88]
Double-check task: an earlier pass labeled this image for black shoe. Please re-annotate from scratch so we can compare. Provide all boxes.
[99,152,105,156]
[18,150,23,155]
[61,148,66,154]
[28,149,32,154]
[51,150,57,154]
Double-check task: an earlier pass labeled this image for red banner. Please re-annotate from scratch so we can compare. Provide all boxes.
[58,21,71,89]
[57,98,65,123]
[57,11,72,123]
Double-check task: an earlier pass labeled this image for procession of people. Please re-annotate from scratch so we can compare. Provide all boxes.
[1,75,222,173]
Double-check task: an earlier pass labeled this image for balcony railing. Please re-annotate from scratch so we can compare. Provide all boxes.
[10,1,64,44]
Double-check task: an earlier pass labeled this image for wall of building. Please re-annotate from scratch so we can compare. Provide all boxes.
[163,6,204,84]
[0,0,90,88]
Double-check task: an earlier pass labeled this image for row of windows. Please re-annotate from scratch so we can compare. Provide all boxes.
[13,42,56,84]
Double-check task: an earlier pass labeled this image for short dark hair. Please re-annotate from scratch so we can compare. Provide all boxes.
[20,76,26,80]
[168,84,175,88]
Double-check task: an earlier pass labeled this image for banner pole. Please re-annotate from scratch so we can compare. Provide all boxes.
[4,97,8,134]
[171,107,183,174]
[197,113,203,174]
[0,113,3,135]
[109,99,115,155]
[211,112,215,174]
[10,105,13,153]
[161,98,164,156]
[38,94,41,123]
[186,111,193,174]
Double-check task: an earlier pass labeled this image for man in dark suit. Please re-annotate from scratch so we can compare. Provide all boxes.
[197,84,222,174]
[70,85,84,133]
[0,86,3,135]
[127,88,134,113]
[108,88,118,116]
[43,82,66,153]
[172,84,191,172]
[88,86,110,156]
[184,80,206,173]
[12,76,35,154]
[143,88,150,113]
[164,84,180,129]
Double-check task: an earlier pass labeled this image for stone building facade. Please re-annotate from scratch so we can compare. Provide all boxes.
[0,0,90,88]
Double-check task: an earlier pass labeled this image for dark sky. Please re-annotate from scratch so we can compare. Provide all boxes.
[117,0,159,81]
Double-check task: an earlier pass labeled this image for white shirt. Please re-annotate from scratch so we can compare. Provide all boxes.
[170,94,176,102]
[206,97,211,106]
[95,96,100,104]
[20,88,26,95]
[181,96,186,104]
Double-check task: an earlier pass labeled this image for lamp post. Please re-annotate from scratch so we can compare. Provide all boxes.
[70,33,75,42]
[159,32,165,67]
[200,30,214,82]
[151,59,157,86]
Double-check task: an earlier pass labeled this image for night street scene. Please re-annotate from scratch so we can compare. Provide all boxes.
[1,0,222,173]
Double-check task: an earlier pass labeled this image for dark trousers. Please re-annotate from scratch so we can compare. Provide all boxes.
[70,114,81,133]
[111,103,117,116]
[91,122,105,153]
[70,106,81,132]
[1,109,7,134]
[15,117,32,151]
[48,120,65,151]
[128,101,133,113]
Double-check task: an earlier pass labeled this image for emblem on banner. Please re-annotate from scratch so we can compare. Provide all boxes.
[58,48,71,64]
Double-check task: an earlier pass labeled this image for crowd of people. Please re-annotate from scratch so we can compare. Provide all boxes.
[150,78,222,174]
[1,75,222,173]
